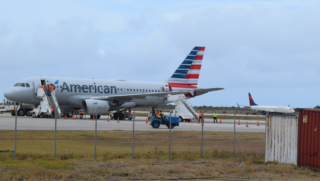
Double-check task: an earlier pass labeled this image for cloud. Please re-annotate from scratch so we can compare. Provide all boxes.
[163,13,183,22]
[93,12,127,32]
[99,49,106,56]
[0,0,320,108]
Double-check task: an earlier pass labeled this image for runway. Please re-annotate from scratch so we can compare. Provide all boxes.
[0,113,265,132]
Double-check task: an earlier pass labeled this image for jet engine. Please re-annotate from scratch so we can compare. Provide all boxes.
[82,99,110,115]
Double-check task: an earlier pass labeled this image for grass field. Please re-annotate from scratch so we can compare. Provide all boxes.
[0,131,319,181]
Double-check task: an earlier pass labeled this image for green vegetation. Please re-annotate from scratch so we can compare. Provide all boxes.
[0,131,319,180]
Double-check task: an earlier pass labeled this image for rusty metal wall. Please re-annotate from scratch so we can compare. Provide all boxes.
[298,109,320,170]
[265,115,298,165]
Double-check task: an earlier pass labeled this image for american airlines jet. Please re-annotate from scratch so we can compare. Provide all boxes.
[3,47,223,118]
[246,93,295,114]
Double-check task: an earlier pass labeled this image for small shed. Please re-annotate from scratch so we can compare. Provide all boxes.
[265,115,298,165]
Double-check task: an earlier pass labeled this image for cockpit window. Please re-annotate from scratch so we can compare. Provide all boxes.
[14,83,30,87]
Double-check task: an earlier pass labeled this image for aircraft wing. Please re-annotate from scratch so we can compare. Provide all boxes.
[195,88,224,96]
[91,91,193,101]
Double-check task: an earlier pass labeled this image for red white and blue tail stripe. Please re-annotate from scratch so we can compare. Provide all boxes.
[166,46,205,95]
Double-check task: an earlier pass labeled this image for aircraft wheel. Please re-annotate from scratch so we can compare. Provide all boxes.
[39,114,44,118]
[18,109,25,116]
[27,111,32,116]
[152,121,160,128]
[97,115,101,119]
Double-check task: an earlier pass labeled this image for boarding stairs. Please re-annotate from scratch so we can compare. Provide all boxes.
[167,94,199,121]
[32,88,61,118]
[179,98,199,121]
[47,91,62,118]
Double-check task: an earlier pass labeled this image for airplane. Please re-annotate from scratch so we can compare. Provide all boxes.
[245,93,295,114]
[3,46,223,119]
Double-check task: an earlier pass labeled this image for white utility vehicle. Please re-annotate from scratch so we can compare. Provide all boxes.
[2,99,34,116]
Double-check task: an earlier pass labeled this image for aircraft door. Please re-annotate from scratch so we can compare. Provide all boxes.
[33,79,42,93]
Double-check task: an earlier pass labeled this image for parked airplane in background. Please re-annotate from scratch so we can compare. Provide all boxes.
[245,93,295,114]
[3,46,223,119]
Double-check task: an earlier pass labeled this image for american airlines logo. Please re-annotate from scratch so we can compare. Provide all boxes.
[61,82,117,94]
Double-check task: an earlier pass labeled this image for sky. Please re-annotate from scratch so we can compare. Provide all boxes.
[0,0,319,108]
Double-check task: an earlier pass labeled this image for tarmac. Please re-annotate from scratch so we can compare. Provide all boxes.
[0,113,265,132]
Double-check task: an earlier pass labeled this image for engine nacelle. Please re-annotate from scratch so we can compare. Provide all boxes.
[82,99,110,115]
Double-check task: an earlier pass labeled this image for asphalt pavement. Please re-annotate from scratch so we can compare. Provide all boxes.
[0,113,265,132]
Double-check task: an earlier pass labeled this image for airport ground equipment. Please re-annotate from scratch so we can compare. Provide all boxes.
[2,99,33,116]
[166,94,199,122]
[110,110,134,120]
[31,88,61,118]
[150,116,179,129]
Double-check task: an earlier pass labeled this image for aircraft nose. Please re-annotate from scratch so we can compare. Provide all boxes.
[4,88,15,100]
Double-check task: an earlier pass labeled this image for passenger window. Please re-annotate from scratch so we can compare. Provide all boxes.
[130,89,132,91]
[26,83,30,87]
[20,83,25,87]
[140,89,141,91]
[152,90,154,92]
[121,88,122,91]
[117,88,119,91]
[133,89,135,91]
[127,89,129,91]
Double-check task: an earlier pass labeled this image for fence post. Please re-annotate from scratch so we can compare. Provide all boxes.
[94,107,100,160]
[201,109,207,159]
[201,116,203,158]
[169,110,173,161]
[54,107,57,159]
[234,104,240,156]
[132,111,135,159]
[14,105,17,159]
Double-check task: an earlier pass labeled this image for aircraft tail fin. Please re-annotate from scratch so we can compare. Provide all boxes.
[249,93,258,106]
[166,46,205,89]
